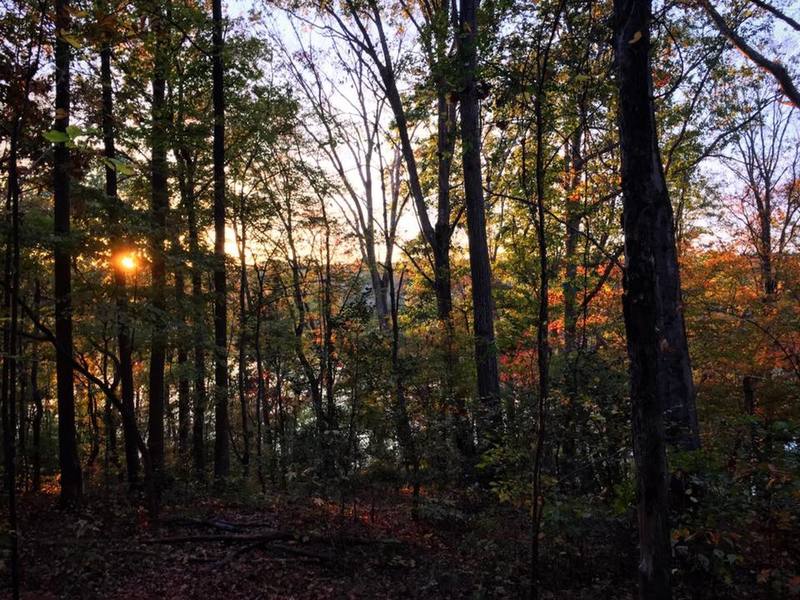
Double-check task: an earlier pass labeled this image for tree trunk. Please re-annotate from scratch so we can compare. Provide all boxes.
[563,127,583,355]
[284,213,330,475]
[275,367,288,489]
[54,0,82,507]
[253,264,270,486]
[529,52,554,596]
[435,85,472,465]
[320,200,337,436]
[86,384,100,468]
[388,267,420,515]
[237,206,250,476]
[457,0,502,451]
[180,151,207,481]
[614,0,699,454]
[176,267,190,455]
[613,0,690,594]
[759,192,776,295]
[212,0,230,482]
[2,44,22,600]
[148,3,170,499]
[30,281,43,492]
[101,40,141,486]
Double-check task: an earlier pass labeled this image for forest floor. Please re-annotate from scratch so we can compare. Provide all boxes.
[6,480,635,599]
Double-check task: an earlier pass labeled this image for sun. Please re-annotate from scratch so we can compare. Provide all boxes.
[119,254,137,271]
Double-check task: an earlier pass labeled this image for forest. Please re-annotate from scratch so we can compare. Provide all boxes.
[0,0,799,597]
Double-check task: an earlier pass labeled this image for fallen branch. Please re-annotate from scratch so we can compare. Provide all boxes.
[140,532,295,545]
[139,530,402,548]
[159,517,256,532]
[268,542,335,561]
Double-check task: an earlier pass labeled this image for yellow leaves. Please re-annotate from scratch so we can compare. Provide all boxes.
[628,30,642,44]
[57,29,82,48]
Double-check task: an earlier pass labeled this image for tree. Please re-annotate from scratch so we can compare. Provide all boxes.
[457,0,502,450]
[53,0,83,507]
[701,0,800,109]
[147,0,170,501]
[612,0,701,593]
[98,5,141,486]
[720,93,799,297]
[212,0,230,482]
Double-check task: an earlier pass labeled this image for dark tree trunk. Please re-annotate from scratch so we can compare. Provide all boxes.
[320,200,336,435]
[435,85,472,464]
[284,213,330,475]
[180,151,207,480]
[433,85,457,323]
[253,264,269,486]
[743,375,757,462]
[758,192,776,295]
[612,0,696,595]
[2,47,22,600]
[176,267,190,455]
[212,0,230,482]
[560,119,585,478]
[148,4,170,497]
[17,334,26,490]
[457,0,502,450]
[30,282,43,493]
[563,127,583,355]
[101,41,141,486]
[275,367,288,489]
[253,262,275,484]
[529,62,553,599]
[388,268,420,515]
[87,384,100,468]
[616,0,699,453]
[104,395,119,480]
[237,207,250,476]
[53,0,82,507]
[192,282,207,479]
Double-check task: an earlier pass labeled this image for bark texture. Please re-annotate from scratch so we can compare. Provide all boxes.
[54,0,83,506]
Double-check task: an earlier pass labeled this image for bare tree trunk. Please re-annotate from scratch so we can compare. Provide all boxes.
[101,40,141,486]
[434,87,457,323]
[87,384,100,468]
[2,55,22,600]
[388,267,420,516]
[212,0,230,482]
[759,191,776,295]
[176,266,190,455]
[457,0,502,450]
[17,332,26,490]
[563,127,583,355]
[320,201,337,437]
[529,91,551,600]
[180,152,207,481]
[236,203,250,476]
[615,0,700,453]
[435,84,472,465]
[148,2,170,504]
[613,0,690,595]
[252,261,273,485]
[30,281,43,493]
[54,0,82,507]
[275,366,288,489]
